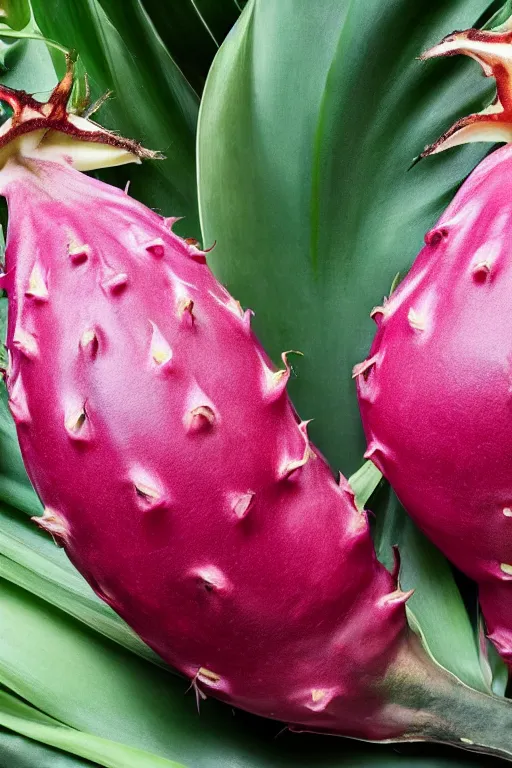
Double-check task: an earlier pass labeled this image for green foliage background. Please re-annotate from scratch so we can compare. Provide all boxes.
[0,0,509,766]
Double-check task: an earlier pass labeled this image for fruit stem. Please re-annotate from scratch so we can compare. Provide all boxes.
[382,633,512,760]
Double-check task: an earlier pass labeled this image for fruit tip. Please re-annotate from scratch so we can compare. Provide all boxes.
[419,29,472,63]
[418,42,444,62]
[407,153,423,170]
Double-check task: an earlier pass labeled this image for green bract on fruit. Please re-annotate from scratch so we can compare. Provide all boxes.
[3,57,512,761]
[356,16,512,670]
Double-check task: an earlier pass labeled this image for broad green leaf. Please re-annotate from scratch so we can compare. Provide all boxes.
[0,17,55,81]
[197,0,503,690]
[0,0,30,30]
[0,31,25,73]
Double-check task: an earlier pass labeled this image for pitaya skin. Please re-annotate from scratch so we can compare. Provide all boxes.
[3,60,512,759]
[356,19,512,669]
[1,125,410,745]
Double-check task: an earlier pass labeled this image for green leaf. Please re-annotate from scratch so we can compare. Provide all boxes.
[348,461,508,692]
[0,577,494,768]
[0,689,186,768]
[0,24,68,56]
[0,11,55,91]
[0,727,96,768]
[485,0,512,26]
[372,486,490,692]
[186,0,243,47]
[0,388,41,517]
[0,20,55,78]
[137,0,241,96]
[348,460,382,510]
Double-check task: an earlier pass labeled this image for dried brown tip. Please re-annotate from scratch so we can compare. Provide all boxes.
[0,55,163,161]
[419,21,512,158]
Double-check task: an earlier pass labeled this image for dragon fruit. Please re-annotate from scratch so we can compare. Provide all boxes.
[2,58,512,760]
[356,17,512,671]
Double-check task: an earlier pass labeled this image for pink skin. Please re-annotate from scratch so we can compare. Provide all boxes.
[1,157,409,739]
[357,143,512,665]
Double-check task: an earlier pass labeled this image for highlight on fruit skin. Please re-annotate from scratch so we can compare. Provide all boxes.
[4,59,512,762]
[356,11,512,675]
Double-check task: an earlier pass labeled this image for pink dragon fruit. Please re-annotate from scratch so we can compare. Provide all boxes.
[356,17,512,671]
[2,58,512,759]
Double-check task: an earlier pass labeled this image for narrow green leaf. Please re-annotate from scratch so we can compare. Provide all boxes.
[0,689,186,768]
[348,460,382,511]
[348,456,499,692]
[485,0,512,26]
[0,727,96,768]
[187,0,242,46]
[0,388,41,517]
[0,25,68,54]
[0,521,164,665]
[137,0,240,96]
[373,486,490,692]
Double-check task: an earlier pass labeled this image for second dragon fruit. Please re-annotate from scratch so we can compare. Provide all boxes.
[357,17,512,668]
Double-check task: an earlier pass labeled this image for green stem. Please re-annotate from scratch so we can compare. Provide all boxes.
[383,633,512,761]
[0,28,69,55]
